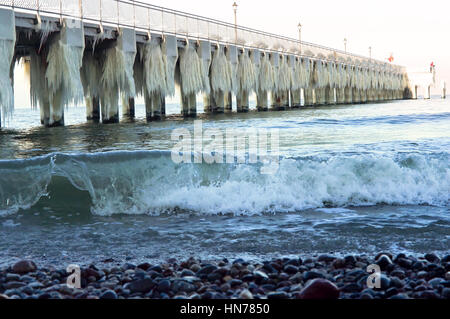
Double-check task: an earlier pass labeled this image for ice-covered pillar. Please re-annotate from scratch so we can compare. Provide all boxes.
[30,18,85,127]
[290,56,301,108]
[197,40,211,116]
[122,97,135,119]
[86,96,100,121]
[443,82,446,99]
[0,8,16,127]
[336,64,346,104]
[100,28,136,124]
[270,52,281,110]
[179,40,203,117]
[226,45,238,112]
[236,49,257,113]
[81,51,101,122]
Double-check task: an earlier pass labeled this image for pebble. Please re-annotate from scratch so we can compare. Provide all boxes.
[100,290,118,299]
[239,289,253,299]
[298,279,340,299]
[124,278,155,294]
[12,260,37,274]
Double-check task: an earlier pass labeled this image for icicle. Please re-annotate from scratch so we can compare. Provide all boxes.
[0,9,16,123]
[46,24,85,110]
[277,56,292,93]
[226,46,238,95]
[237,50,257,94]
[162,35,178,97]
[210,45,232,94]
[179,41,203,96]
[100,29,136,123]
[197,41,211,95]
[259,53,275,93]
[143,40,167,96]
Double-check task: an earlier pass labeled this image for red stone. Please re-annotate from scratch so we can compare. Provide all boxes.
[12,260,37,274]
[298,279,340,299]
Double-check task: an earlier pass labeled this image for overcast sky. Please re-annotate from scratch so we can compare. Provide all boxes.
[14,0,449,107]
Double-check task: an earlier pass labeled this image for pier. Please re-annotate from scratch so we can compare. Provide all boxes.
[0,0,412,127]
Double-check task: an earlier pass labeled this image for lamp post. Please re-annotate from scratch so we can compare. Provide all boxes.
[344,38,347,53]
[369,46,372,59]
[298,22,302,54]
[233,2,238,43]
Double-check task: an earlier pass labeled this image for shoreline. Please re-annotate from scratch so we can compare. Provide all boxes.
[1,253,449,299]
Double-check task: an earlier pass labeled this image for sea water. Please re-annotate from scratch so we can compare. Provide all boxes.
[0,98,448,267]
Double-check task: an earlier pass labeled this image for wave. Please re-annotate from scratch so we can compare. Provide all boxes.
[0,150,449,216]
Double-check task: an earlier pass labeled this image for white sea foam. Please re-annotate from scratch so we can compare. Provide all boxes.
[0,151,448,217]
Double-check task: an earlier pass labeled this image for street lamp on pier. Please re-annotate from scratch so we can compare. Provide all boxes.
[233,2,238,43]
[298,22,302,54]
[344,38,347,53]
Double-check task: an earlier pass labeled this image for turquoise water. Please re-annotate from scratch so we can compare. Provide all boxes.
[0,98,449,266]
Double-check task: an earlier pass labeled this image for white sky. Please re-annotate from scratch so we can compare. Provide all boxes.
[147,0,449,84]
[14,0,449,107]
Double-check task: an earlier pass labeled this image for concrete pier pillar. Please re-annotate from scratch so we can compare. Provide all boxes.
[226,45,238,113]
[181,92,197,117]
[344,87,353,104]
[304,88,315,106]
[425,86,431,99]
[336,88,345,104]
[257,90,269,111]
[225,92,233,111]
[352,88,361,104]
[290,89,301,108]
[30,18,85,127]
[145,91,164,120]
[325,86,335,105]
[101,28,136,124]
[122,96,135,119]
[86,96,100,122]
[0,8,15,127]
[237,90,249,112]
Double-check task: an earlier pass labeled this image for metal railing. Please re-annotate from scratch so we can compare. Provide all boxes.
[1,0,403,72]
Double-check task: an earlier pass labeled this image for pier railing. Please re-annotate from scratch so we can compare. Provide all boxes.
[1,0,402,71]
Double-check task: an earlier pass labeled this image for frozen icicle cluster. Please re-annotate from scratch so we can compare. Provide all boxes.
[0,32,15,121]
[258,53,275,93]
[179,42,203,96]
[237,50,257,94]
[210,45,232,94]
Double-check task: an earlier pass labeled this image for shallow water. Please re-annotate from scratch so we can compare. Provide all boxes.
[0,98,449,267]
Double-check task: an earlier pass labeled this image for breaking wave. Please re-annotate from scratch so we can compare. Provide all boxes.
[0,150,449,216]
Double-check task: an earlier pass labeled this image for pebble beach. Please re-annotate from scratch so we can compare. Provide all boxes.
[1,253,449,300]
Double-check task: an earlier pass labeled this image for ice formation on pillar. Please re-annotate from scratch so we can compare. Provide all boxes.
[100,31,136,121]
[133,44,145,97]
[291,58,302,92]
[179,42,203,96]
[197,44,211,95]
[81,53,102,112]
[275,56,292,96]
[301,58,311,89]
[46,25,85,120]
[237,50,257,95]
[0,31,15,122]
[142,40,167,96]
[162,37,178,97]
[258,53,275,93]
[226,47,238,95]
[210,45,232,95]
